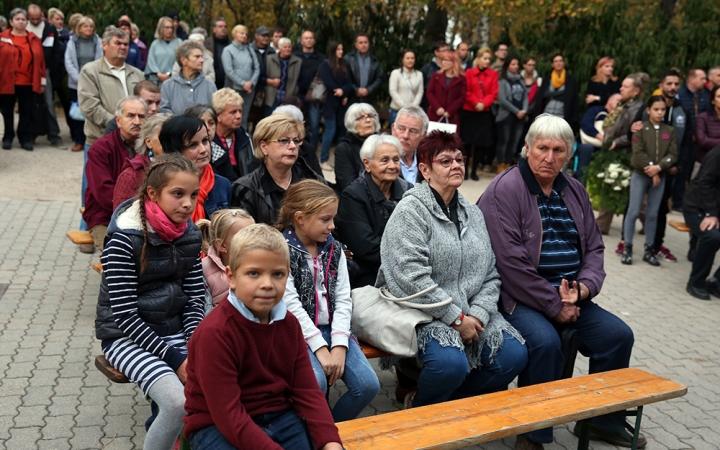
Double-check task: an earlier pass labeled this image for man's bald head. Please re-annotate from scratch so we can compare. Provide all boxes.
[27,4,43,25]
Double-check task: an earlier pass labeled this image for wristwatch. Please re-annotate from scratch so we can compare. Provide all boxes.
[452,313,465,327]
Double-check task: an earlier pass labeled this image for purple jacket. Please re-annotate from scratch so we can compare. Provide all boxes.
[477,159,606,319]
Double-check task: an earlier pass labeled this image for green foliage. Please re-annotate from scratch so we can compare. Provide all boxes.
[583,147,631,214]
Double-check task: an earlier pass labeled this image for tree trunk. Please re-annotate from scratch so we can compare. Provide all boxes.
[425,0,448,44]
[660,0,677,20]
[475,14,490,48]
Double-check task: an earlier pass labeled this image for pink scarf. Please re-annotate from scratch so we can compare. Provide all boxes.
[144,199,188,242]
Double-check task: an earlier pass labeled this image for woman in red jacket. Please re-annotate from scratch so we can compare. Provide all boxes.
[0,8,46,151]
[460,47,498,180]
[426,51,466,132]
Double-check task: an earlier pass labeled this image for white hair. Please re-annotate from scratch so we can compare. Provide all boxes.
[273,105,304,122]
[359,134,403,161]
[114,96,148,118]
[396,105,429,134]
[521,114,575,158]
[277,37,292,48]
[344,103,380,135]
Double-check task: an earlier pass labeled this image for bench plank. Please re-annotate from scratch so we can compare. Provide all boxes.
[359,342,390,359]
[95,355,130,384]
[67,230,93,245]
[92,262,103,274]
[668,221,691,233]
[337,368,686,450]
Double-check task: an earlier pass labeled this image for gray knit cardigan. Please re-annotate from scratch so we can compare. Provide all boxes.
[377,181,524,369]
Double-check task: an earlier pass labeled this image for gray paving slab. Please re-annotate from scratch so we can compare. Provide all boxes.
[1,138,719,448]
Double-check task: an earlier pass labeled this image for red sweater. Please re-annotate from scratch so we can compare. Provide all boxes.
[112,154,149,211]
[463,66,498,112]
[0,29,46,95]
[183,301,341,449]
[83,129,133,229]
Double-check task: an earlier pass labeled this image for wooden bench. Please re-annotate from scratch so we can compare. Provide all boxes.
[669,221,691,233]
[66,230,93,245]
[92,262,103,274]
[337,368,686,450]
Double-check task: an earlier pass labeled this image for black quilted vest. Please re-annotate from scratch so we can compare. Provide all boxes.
[288,239,342,324]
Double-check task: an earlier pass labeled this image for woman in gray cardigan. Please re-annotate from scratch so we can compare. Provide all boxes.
[221,24,259,130]
[377,130,526,408]
[495,56,529,173]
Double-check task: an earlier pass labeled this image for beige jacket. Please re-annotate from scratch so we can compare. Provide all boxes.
[263,54,301,107]
[77,58,144,145]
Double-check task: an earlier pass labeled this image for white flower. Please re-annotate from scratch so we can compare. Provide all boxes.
[597,173,605,178]
[604,178,615,184]
[610,171,619,179]
[623,170,631,178]
[621,179,630,187]
[608,163,620,171]
[613,186,622,191]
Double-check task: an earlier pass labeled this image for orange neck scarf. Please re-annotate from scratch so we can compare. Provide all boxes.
[551,69,566,90]
[192,165,215,223]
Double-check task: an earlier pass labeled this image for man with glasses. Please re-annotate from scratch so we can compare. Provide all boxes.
[392,106,429,184]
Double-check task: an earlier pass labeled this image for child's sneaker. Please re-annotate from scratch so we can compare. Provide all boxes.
[654,246,677,262]
[643,245,660,266]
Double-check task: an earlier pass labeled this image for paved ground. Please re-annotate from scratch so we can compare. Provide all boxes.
[1,129,719,449]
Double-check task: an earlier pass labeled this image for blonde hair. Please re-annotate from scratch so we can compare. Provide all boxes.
[155,16,176,40]
[48,7,64,20]
[275,180,338,231]
[231,24,248,39]
[75,16,95,34]
[212,88,244,115]
[68,13,83,33]
[473,46,492,68]
[253,114,306,159]
[228,224,290,276]
[197,209,254,254]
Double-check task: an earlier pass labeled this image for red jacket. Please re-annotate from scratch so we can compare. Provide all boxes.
[426,72,467,127]
[112,154,149,211]
[0,29,46,95]
[83,129,133,229]
[183,301,341,449]
[463,66,498,112]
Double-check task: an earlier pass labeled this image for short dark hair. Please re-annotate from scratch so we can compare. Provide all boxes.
[433,41,448,52]
[134,80,160,96]
[159,115,207,155]
[417,130,464,168]
[687,68,704,80]
[495,42,508,51]
[647,95,666,109]
[271,26,285,35]
[212,17,225,27]
[185,104,217,123]
[355,33,369,42]
[660,69,681,83]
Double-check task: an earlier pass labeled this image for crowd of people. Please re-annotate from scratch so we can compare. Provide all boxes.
[3,4,720,450]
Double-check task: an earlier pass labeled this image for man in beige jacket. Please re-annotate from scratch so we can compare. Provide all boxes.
[76,26,144,253]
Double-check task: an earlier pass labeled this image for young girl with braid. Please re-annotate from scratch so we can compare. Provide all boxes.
[95,153,205,450]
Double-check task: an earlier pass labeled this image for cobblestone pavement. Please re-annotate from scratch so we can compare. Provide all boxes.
[1,148,719,449]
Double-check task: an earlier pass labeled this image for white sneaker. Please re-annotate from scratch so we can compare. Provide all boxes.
[320,162,334,171]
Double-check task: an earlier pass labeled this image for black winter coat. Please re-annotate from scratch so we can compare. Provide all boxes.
[532,72,580,131]
[334,132,371,192]
[211,127,254,182]
[343,50,384,103]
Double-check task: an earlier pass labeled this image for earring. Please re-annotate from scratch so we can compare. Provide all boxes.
[148,149,154,161]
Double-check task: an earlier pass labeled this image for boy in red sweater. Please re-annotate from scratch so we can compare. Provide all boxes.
[183,224,343,450]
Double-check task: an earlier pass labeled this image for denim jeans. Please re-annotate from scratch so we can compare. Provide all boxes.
[412,332,527,407]
[389,108,398,127]
[79,144,92,230]
[624,172,666,247]
[503,301,634,444]
[307,325,380,422]
[190,408,314,450]
[495,115,525,164]
[684,211,720,289]
[574,143,598,182]
[320,117,337,164]
[306,103,321,152]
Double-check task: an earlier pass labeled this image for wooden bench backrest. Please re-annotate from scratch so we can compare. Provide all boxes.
[337,368,686,450]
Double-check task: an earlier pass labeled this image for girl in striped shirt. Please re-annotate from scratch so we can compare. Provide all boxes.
[95,154,205,450]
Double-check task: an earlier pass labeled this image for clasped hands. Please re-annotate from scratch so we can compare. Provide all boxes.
[554,279,587,324]
[456,315,484,346]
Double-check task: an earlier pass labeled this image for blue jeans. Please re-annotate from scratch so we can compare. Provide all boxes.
[307,325,380,422]
[389,108,398,127]
[624,172,666,247]
[320,116,337,163]
[306,103,321,153]
[684,211,720,289]
[412,332,527,407]
[574,143,598,182]
[79,143,92,230]
[190,408,313,450]
[503,301,634,444]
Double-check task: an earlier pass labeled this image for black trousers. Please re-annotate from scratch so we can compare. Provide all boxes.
[1,85,34,145]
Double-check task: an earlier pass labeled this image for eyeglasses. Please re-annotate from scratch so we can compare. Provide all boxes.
[268,138,302,146]
[355,114,377,122]
[395,125,421,137]
[432,156,466,168]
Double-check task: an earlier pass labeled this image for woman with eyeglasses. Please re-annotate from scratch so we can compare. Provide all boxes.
[334,103,380,192]
[231,114,326,225]
[376,130,527,409]
[159,115,232,221]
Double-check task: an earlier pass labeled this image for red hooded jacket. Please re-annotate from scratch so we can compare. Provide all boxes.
[463,66,498,112]
[0,29,46,95]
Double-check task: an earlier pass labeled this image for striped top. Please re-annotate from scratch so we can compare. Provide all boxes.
[102,232,205,371]
[536,189,581,288]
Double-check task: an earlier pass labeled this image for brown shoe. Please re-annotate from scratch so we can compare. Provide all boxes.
[79,244,95,254]
[403,390,416,410]
[515,434,544,450]
[71,143,84,152]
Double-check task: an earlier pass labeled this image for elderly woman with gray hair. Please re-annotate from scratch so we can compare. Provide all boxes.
[378,130,527,409]
[334,103,381,191]
[336,134,412,288]
[478,114,640,450]
[160,40,217,115]
[112,113,172,211]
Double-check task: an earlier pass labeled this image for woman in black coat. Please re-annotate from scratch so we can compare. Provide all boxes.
[336,134,411,288]
[318,41,354,169]
[333,102,380,192]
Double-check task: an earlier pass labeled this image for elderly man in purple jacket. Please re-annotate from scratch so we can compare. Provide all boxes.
[478,114,642,450]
